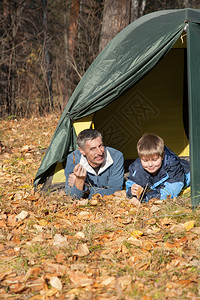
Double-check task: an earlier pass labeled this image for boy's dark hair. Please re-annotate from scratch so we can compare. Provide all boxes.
[77,129,103,149]
[137,133,164,157]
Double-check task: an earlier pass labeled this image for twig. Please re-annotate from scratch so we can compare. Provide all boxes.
[132,183,148,227]
[141,212,191,228]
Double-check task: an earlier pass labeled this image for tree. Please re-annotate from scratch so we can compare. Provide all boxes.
[42,0,53,110]
[131,0,146,22]
[99,0,132,52]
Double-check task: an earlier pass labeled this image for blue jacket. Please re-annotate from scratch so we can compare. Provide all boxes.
[65,147,124,199]
[126,146,190,201]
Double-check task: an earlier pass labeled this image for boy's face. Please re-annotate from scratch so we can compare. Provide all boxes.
[140,154,163,176]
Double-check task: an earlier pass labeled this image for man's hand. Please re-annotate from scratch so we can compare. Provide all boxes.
[73,164,87,191]
[131,183,144,199]
[68,173,76,187]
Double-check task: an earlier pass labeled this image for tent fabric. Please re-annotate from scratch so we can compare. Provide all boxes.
[34,9,200,206]
[187,22,200,208]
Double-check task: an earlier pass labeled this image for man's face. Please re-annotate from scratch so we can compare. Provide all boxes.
[79,137,105,168]
[140,154,163,176]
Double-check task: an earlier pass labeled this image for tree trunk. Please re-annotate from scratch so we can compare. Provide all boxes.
[1,0,12,115]
[67,0,80,98]
[131,0,146,22]
[63,0,80,106]
[99,0,132,53]
[43,0,53,111]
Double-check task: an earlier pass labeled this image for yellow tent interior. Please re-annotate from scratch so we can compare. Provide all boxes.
[52,34,189,185]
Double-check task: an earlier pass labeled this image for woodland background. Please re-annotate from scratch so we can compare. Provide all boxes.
[1,1,200,299]
[1,0,200,118]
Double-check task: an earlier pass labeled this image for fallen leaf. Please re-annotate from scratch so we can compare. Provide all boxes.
[21,145,31,152]
[16,210,29,221]
[73,243,90,257]
[191,227,200,234]
[118,275,132,288]
[9,282,27,293]
[24,267,42,281]
[38,219,48,226]
[150,205,161,213]
[7,214,17,227]
[53,234,68,247]
[183,220,195,231]
[49,276,62,290]
[41,287,59,296]
[42,262,67,276]
[101,276,115,286]
[68,270,93,286]
[55,252,65,263]
[90,199,98,206]
[170,224,185,234]
[74,232,85,239]
[160,217,174,226]
[0,220,6,228]
[127,237,142,247]
[11,235,21,244]
[177,279,193,286]
[131,230,143,238]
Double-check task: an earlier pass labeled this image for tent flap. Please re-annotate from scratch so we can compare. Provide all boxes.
[187,22,200,208]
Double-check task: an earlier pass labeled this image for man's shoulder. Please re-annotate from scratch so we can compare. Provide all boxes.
[106,147,123,155]
[67,149,81,160]
[106,147,124,159]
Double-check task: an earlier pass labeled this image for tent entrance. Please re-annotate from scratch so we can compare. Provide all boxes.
[93,40,189,164]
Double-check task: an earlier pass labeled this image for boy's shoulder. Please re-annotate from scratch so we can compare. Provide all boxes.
[163,146,180,166]
[129,158,143,169]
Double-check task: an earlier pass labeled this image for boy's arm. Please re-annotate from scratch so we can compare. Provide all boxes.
[126,161,144,198]
[159,162,185,200]
[126,161,161,201]
[141,163,185,201]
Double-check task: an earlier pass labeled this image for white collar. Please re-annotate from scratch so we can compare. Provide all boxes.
[79,148,113,175]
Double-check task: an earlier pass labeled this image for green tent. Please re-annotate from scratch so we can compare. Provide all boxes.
[34,8,200,208]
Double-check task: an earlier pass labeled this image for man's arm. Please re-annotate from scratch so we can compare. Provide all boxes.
[73,164,87,190]
[65,153,88,199]
[89,152,124,197]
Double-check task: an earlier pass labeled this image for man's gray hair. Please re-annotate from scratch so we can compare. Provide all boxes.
[77,129,103,149]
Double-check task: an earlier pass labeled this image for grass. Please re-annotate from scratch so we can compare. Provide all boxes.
[0,115,200,299]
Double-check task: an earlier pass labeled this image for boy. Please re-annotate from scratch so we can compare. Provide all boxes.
[126,134,190,205]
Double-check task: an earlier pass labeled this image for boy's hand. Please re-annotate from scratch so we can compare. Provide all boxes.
[129,197,140,206]
[131,184,144,199]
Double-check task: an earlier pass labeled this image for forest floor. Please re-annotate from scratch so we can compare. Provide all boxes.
[0,114,200,300]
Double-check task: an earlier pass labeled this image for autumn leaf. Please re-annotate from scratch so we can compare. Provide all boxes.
[68,270,93,287]
[49,276,62,290]
[0,115,199,299]
[72,243,90,257]
[183,220,195,231]
[131,230,143,238]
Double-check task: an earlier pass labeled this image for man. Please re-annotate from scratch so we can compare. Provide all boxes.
[65,129,124,199]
